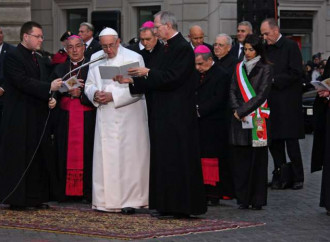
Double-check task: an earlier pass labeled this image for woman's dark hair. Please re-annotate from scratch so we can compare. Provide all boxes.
[243,34,268,64]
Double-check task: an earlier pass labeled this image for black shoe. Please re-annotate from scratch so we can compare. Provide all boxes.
[207,198,219,206]
[238,204,249,209]
[35,204,50,209]
[327,210,330,216]
[173,213,191,219]
[251,205,262,210]
[81,198,91,204]
[121,207,135,215]
[9,205,27,211]
[292,182,303,190]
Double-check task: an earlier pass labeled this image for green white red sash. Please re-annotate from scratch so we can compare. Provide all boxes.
[236,62,270,147]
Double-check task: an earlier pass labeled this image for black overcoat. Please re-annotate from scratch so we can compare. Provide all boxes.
[194,64,230,157]
[264,36,304,140]
[84,38,102,59]
[0,44,53,206]
[129,33,207,215]
[48,59,96,201]
[229,61,272,146]
[215,53,238,79]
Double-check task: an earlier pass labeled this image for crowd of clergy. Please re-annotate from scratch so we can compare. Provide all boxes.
[0,10,329,218]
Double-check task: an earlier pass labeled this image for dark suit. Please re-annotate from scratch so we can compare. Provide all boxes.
[0,44,53,207]
[265,36,305,184]
[129,33,207,216]
[84,38,102,59]
[230,42,244,61]
[0,42,15,124]
[126,41,142,53]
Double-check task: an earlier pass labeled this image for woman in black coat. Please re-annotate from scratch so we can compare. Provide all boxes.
[229,34,272,210]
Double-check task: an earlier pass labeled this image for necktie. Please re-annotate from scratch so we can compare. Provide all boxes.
[238,46,244,61]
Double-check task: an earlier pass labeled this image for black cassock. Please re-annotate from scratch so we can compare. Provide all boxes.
[130,33,207,215]
[49,59,96,202]
[0,44,54,206]
[194,64,234,200]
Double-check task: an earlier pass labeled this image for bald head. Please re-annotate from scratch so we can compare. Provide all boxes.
[189,25,205,48]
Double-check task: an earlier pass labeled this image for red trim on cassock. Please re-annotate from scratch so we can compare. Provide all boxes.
[201,158,220,186]
[61,97,93,196]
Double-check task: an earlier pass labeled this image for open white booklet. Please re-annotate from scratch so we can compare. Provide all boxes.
[98,61,140,79]
[311,78,330,91]
[59,75,81,93]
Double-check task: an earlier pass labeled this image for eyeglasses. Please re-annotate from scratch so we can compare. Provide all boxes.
[153,24,165,31]
[213,43,226,47]
[28,34,44,40]
[101,43,117,49]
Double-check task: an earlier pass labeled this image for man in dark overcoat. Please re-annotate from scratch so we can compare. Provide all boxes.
[0,21,62,209]
[0,26,15,128]
[261,18,305,190]
[230,21,253,61]
[78,22,101,59]
[114,11,207,217]
[214,33,238,78]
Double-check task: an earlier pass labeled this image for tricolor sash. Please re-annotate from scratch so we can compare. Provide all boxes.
[236,62,270,147]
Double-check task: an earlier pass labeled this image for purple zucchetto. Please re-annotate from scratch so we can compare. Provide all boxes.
[141,21,154,29]
[194,45,211,54]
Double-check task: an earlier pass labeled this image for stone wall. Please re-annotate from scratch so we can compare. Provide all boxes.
[0,0,31,45]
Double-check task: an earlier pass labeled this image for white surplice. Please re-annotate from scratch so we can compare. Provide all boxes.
[85,46,150,212]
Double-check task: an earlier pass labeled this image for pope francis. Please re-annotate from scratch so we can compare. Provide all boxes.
[85,27,150,215]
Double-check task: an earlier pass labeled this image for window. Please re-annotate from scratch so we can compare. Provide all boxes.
[137,6,161,31]
[67,9,88,35]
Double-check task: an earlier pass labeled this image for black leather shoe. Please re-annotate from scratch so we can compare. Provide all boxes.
[292,182,303,190]
[251,205,262,210]
[121,207,135,215]
[9,205,27,211]
[238,204,249,209]
[35,204,50,209]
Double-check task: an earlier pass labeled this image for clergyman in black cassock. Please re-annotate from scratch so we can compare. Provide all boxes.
[49,46,96,203]
[193,46,231,205]
[0,21,62,208]
[119,11,207,217]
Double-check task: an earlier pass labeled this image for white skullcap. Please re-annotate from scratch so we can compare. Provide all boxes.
[99,27,118,37]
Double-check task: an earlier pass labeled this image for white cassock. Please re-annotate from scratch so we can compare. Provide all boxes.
[85,45,150,212]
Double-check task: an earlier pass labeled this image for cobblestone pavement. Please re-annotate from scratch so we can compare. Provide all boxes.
[0,134,329,242]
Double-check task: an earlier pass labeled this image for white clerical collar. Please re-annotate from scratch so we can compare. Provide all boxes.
[167,32,179,42]
[71,57,85,65]
[190,42,195,49]
[139,41,144,50]
[275,34,282,43]
[85,38,93,48]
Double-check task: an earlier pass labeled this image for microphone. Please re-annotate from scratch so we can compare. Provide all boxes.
[62,53,108,80]
[50,53,108,99]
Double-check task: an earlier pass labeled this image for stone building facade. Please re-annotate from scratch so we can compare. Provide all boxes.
[0,0,329,61]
